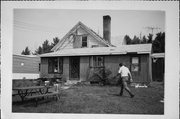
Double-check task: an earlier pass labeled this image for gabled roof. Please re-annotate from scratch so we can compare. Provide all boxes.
[40,44,152,57]
[51,21,113,51]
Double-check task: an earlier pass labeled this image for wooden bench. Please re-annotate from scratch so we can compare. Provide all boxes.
[25,92,60,107]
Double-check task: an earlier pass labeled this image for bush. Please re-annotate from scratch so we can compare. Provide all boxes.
[38,74,67,86]
[87,67,117,85]
[87,67,123,86]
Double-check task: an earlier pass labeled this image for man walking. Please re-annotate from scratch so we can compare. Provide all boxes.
[118,63,134,98]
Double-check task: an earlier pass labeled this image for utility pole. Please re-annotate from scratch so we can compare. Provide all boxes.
[144,26,160,40]
[139,32,142,40]
[144,26,160,35]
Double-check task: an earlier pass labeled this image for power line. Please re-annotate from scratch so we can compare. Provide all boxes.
[14,20,61,33]
[14,24,60,33]
[14,20,59,29]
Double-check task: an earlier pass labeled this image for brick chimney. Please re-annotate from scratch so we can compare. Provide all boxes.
[103,15,111,44]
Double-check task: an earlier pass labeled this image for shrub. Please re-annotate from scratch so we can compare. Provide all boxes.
[87,67,114,85]
[38,74,67,86]
[87,67,123,86]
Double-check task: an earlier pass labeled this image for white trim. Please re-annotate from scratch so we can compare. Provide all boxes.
[151,53,165,58]
[13,73,40,80]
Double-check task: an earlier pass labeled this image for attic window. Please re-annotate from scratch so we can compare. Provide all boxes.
[82,36,87,47]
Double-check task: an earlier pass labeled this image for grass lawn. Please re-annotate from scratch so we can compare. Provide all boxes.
[12,82,164,114]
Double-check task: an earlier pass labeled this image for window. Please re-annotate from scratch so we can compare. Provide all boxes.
[90,56,104,67]
[58,58,63,73]
[48,57,63,73]
[39,63,41,72]
[131,57,140,72]
[82,36,87,47]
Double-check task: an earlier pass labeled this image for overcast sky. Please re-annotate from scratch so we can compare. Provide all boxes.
[13,9,165,55]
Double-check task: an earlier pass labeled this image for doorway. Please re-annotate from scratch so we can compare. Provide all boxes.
[69,57,80,80]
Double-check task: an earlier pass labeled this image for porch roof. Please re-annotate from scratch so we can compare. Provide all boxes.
[40,44,152,57]
[151,53,165,58]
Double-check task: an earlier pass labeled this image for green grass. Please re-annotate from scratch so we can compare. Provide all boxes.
[12,82,164,114]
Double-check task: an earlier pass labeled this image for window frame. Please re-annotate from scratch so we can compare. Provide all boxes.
[130,56,140,72]
[48,57,63,74]
[81,35,88,48]
[89,56,104,68]
[39,63,41,72]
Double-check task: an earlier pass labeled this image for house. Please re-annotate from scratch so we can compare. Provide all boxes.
[13,54,40,79]
[39,15,152,83]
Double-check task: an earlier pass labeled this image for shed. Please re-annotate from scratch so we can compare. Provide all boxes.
[13,54,40,79]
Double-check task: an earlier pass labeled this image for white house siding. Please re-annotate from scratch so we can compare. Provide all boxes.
[13,73,39,80]
[88,34,107,47]
[59,27,87,49]
[58,27,107,50]
[77,27,87,35]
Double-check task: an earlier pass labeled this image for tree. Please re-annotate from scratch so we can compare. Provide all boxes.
[124,35,132,45]
[51,37,60,47]
[42,40,52,53]
[131,35,140,44]
[123,32,165,53]
[34,46,43,55]
[141,36,148,44]
[34,37,60,55]
[21,46,31,55]
[147,33,153,43]
[152,32,165,53]
[34,40,51,55]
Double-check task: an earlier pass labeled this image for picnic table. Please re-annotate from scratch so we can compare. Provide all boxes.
[13,85,59,106]
[13,86,52,102]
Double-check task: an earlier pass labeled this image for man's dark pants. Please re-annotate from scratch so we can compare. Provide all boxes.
[119,76,134,97]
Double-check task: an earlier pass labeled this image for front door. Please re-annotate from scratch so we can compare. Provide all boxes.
[69,57,80,80]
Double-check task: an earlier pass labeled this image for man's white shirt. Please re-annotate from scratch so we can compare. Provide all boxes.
[118,66,130,77]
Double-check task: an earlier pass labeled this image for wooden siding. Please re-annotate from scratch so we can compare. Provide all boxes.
[40,57,48,77]
[63,57,69,80]
[13,55,40,74]
[104,54,150,83]
[58,27,107,50]
[104,55,130,77]
[88,34,106,47]
[80,56,89,81]
[60,37,74,49]
[77,27,88,35]
[40,54,151,83]
[40,57,62,78]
